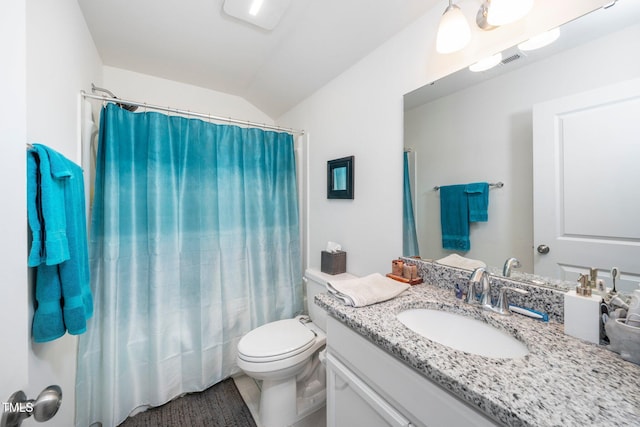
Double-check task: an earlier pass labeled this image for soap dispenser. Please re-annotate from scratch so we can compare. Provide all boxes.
[564,270,602,344]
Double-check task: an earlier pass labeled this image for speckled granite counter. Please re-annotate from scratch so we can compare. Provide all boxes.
[315,283,640,427]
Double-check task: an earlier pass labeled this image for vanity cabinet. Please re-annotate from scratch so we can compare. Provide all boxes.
[325,317,500,427]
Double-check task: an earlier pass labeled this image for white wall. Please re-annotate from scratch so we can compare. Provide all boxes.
[405,22,640,273]
[25,1,103,426]
[0,0,29,406]
[277,0,608,277]
[103,66,275,125]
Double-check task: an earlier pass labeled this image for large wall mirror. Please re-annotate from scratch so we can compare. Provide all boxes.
[403,0,640,293]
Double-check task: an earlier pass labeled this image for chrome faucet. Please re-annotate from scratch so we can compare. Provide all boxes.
[503,257,521,277]
[467,267,529,315]
[467,267,492,309]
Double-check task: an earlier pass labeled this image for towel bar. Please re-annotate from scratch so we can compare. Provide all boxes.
[433,181,504,191]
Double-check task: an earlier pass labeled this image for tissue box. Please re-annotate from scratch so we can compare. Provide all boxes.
[321,250,347,275]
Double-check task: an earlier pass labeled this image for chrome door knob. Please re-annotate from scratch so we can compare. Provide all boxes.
[537,244,550,254]
[1,386,62,427]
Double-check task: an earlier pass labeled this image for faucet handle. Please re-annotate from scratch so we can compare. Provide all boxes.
[494,287,528,315]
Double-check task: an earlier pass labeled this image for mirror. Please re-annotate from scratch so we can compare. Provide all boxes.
[327,156,354,199]
[403,1,640,290]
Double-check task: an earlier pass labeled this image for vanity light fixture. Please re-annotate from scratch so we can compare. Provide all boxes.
[468,52,503,72]
[436,0,471,54]
[518,27,560,51]
[438,0,536,55]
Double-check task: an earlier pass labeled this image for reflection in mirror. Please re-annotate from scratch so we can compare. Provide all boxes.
[403,1,640,293]
[332,167,347,191]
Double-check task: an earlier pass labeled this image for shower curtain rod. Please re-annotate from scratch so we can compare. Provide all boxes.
[80,91,305,135]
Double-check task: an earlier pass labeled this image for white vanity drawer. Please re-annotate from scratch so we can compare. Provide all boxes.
[327,352,413,427]
[326,316,500,427]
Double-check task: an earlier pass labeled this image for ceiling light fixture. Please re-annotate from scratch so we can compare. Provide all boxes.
[469,52,503,72]
[436,0,471,54]
[249,0,264,16]
[518,27,560,51]
[222,0,292,31]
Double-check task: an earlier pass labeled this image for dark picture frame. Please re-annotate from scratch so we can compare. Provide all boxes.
[327,156,354,199]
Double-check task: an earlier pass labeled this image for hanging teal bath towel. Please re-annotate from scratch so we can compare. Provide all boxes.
[439,184,470,251]
[27,144,93,342]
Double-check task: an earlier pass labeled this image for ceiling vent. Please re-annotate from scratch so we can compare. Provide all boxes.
[501,53,522,65]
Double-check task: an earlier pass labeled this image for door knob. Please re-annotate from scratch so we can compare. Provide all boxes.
[1,386,62,427]
[537,244,550,254]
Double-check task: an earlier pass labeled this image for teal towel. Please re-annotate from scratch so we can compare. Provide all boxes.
[440,185,470,251]
[465,182,489,222]
[32,265,66,342]
[58,158,93,333]
[26,153,45,266]
[27,146,70,266]
[27,144,93,342]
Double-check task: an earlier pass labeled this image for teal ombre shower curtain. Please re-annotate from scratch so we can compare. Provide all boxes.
[403,151,419,257]
[76,103,302,427]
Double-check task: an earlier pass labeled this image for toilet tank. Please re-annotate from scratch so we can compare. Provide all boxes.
[304,268,356,332]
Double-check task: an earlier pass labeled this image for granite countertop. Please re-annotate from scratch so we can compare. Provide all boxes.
[316,283,640,427]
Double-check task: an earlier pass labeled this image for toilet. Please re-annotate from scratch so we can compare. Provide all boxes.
[237,269,341,427]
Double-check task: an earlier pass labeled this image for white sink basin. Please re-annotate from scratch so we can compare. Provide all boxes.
[396,308,529,359]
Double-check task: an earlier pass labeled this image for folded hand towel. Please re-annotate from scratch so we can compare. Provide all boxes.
[436,254,486,270]
[439,184,470,251]
[327,273,410,307]
[465,182,489,222]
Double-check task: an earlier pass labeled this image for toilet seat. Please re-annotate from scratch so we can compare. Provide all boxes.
[238,318,317,363]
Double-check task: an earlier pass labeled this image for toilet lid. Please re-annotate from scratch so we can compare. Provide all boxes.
[238,319,316,361]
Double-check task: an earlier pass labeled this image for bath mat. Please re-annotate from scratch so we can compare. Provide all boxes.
[118,378,257,427]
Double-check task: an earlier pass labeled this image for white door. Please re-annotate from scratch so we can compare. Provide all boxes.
[1,0,31,420]
[533,77,640,293]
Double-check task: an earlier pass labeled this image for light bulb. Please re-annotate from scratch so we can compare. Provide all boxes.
[469,52,502,72]
[518,27,560,51]
[436,3,471,54]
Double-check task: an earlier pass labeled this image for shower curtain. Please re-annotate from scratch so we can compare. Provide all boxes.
[76,103,302,427]
[403,151,419,256]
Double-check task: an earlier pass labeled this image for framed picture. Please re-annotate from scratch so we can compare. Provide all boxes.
[327,156,354,199]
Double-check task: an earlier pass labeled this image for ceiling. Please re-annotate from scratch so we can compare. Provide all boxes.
[78,0,440,119]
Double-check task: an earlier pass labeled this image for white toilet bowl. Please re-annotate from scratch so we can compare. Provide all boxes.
[237,316,326,427]
[237,270,355,427]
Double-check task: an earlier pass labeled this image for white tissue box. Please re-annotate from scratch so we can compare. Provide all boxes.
[321,250,346,275]
[564,290,601,344]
